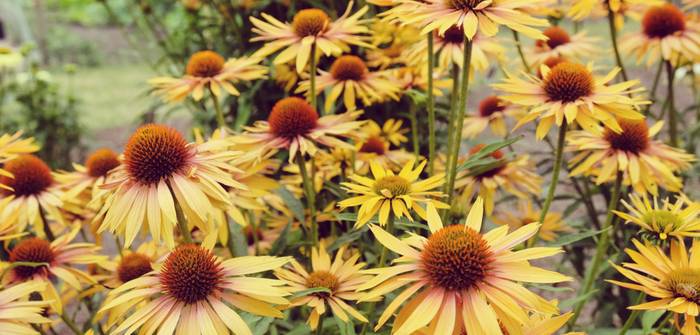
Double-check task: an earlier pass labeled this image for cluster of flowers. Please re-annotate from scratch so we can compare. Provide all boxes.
[2,0,700,334]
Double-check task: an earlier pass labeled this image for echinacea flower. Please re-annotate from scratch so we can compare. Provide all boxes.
[149,50,267,102]
[55,148,120,209]
[4,225,105,315]
[567,119,694,195]
[354,134,415,174]
[494,61,646,138]
[250,3,371,73]
[99,244,291,335]
[338,159,447,228]
[568,0,664,24]
[275,245,370,330]
[97,124,245,248]
[0,131,38,167]
[403,0,550,40]
[0,154,65,237]
[493,200,572,242]
[456,145,542,215]
[364,118,409,147]
[407,26,505,73]
[0,280,51,334]
[462,95,520,139]
[230,97,364,162]
[359,199,570,335]
[615,193,700,242]
[608,239,700,335]
[528,26,598,68]
[622,4,700,65]
[297,55,400,113]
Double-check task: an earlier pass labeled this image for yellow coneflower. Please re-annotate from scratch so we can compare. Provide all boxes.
[462,95,520,139]
[0,154,65,237]
[456,145,542,215]
[4,224,105,315]
[608,239,700,335]
[0,280,51,333]
[528,26,599,68]
[360,199,570,335]
[96,124,245,248]
[0,131,38,165]
[338,159,447,228]
[275,245,370,330]
[99,244,291,334]
[406,26,505,73]
[250,3,371,73]
[567,119,694,195]
[297,55,401,113]
[55,148,120,208]
[400,0,549,41]
[230,97,364,162]
[615,193,700,242]
[149,50,267,102]
[494,62,646,139]
[272,62,300,92]
[622,4,700,66]
[365,119,409,147]
[96,241,167,329]
[493,200,572,242]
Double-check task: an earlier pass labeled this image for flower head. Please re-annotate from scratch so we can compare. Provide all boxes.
[568,120,695,195]
[494,62,647,139]
[493,200,572,242]
[275,245,371,329]
[529,26,599,68]
[615,193,700,242]
[622,4,700,65]
[0,281,51,333]
[99,244,291,334]
[402,0,550,41]
[297,55,400,112]
[338,159,447,227]
[97,124,245,248]
[360,198,570,334]
[462,95,520,139]
[609,239,700,335]
[251,3,371,73]
[149,51,267,102]
[231,97,364,162]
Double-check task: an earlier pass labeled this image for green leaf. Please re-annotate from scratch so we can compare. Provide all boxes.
[456,136,522,172]
[560,289,598,309]
[642,310,665,333]
[277,187,305,224]
[328,228,366,252]
[547,227,612,247]
[528,284,574,293]
[228,220,249,257]
[289,287,331,300]
[334,315,357,335]
[268,222,291,256]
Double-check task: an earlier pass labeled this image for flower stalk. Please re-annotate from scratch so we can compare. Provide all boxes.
[445,39,474,211]
[666,60,678,147]
[427,33,436,174]
[607,6,629,81]
[296,154,318,247]
[310,42,318,113]
[569,170,624,327]
[209,87,226,129]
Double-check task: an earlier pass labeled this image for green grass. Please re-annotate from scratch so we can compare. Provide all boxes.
[52,63,158,131]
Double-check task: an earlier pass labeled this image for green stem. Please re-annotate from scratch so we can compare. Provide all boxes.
[511,30,530,73]
[168,183,193,244]
[569,170,624,328]
[209,87,226,130]
[618,292,646,335]
[38,206,55,241]
[408,99,420,159]
[607,6,629,81]
[529,125,567,247]
[60,313,82,335]
[427,33,436,174]
[316,316,324,335]
[377,214,395,267]
[445,39,474,211]
[114,236,123,257]
[296,154,318,248]
[249,211,259,255]
[666,60,678,147]
[645,59,664,116]
[444,65,460,191]
[310,42,318,113]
